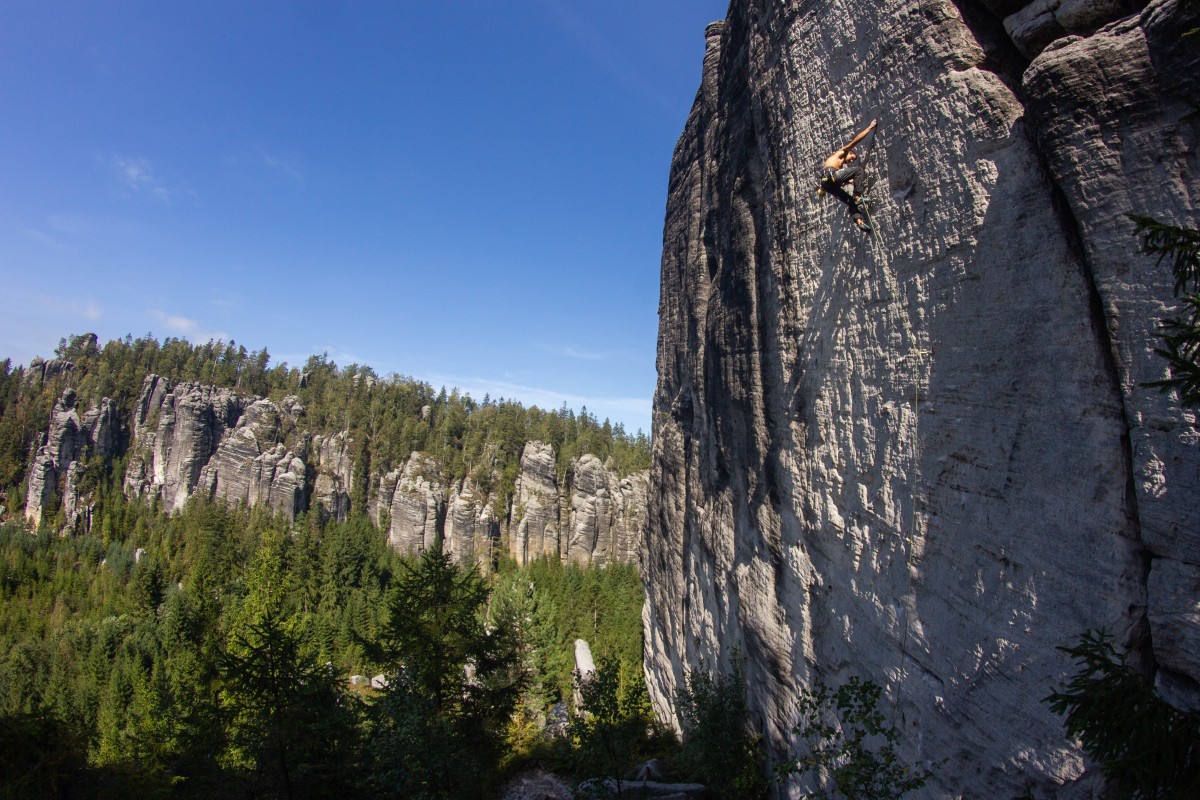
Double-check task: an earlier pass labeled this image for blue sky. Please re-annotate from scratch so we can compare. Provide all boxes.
[0,1,728,435]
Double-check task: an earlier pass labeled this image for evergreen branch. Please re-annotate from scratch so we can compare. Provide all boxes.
[1045,630,1200,799]
[1129,214,1200,296]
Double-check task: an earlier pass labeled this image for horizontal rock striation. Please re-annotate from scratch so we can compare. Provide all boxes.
[197,398,308,519]
[645,0,1197,797]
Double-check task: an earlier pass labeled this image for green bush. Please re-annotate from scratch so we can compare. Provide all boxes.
[674,657,768,799]
[779,677,931,800]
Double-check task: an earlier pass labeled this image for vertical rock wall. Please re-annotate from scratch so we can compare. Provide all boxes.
[645,0,1198,796]
[24,389,118,531]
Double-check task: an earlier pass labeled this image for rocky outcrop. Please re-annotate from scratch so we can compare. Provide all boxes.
[311,431,353,522]
[197,399,308,519]
[565,455,648,567]
[376,453,446,554]
[24,374,645,568]
[1022,0,1200,707]
[1004,0,1148,59]
[23,357,76,390]
[25,388,118,530]
[645,1,1198,797]
[124,375,248,513]
[510,442,562,563]
[507,443,646,567]
[445,478,500,569]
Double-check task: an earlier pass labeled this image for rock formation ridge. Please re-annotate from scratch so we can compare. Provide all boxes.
[645,0,1198,796]
[24,387,118,530]
[27,373,645,568]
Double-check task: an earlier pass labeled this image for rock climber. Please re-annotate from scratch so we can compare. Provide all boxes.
[818,118,877,233]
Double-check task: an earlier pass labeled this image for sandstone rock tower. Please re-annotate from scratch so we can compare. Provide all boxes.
[645,0,1199,795]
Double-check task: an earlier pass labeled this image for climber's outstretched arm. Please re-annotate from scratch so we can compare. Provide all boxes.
[842,118,878,154]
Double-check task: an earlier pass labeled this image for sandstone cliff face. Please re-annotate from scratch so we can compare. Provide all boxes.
[508,442,646,567]
[445,478,500,569]
[566,454,649,567]
[510,442,562,563]
[645,1,1198,796]
[197,398,308,519]
[124,375,314,520]
[376,452,446,554]
[125,375,249,513]
[25,388,118,531]
[311,431,353,522]
[28,373,645,568]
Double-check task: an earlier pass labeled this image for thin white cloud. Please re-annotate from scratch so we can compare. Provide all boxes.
[35,295,104,322]
[259,149,304,184]
[150,309,228,343]
[109,155,185,203]
[426,372,651,432]
[534,342,609,361]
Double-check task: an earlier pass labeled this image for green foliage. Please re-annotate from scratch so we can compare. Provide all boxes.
[675,658,768,800]
[2,333,649,529]
[504,557,647,706]
[570,660,662,792]
[0,501,399,797]
[368,545,523,799]
[779,677,931,800]
[0,323,657,797]
[1132,214,1200,407]
[367,684,465,800]
[1045,630,1200,799]
[219,534,363,797]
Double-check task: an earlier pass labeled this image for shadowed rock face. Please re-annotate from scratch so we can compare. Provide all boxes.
[645,0,1198,796]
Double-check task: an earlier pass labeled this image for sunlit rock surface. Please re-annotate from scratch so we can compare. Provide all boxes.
[644,0,1198,796]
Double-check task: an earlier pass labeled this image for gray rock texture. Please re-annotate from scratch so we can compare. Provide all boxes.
[566,455,649,567]
[311,430,353,522]
[124,375,249,513]
[508,442,646,566]
[376,452,446,554]
[197,399,308,519]
[644,1,1198,797]
[445,478,500,569]
[24,375,645,568]
[510,442,562,563]
[25,388,118,531]
[22,357,76,390]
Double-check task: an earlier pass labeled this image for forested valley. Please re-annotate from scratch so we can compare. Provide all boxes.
[0,334,661,799]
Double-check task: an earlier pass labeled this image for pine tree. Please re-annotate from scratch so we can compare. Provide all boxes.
[1132,214,1200,406]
